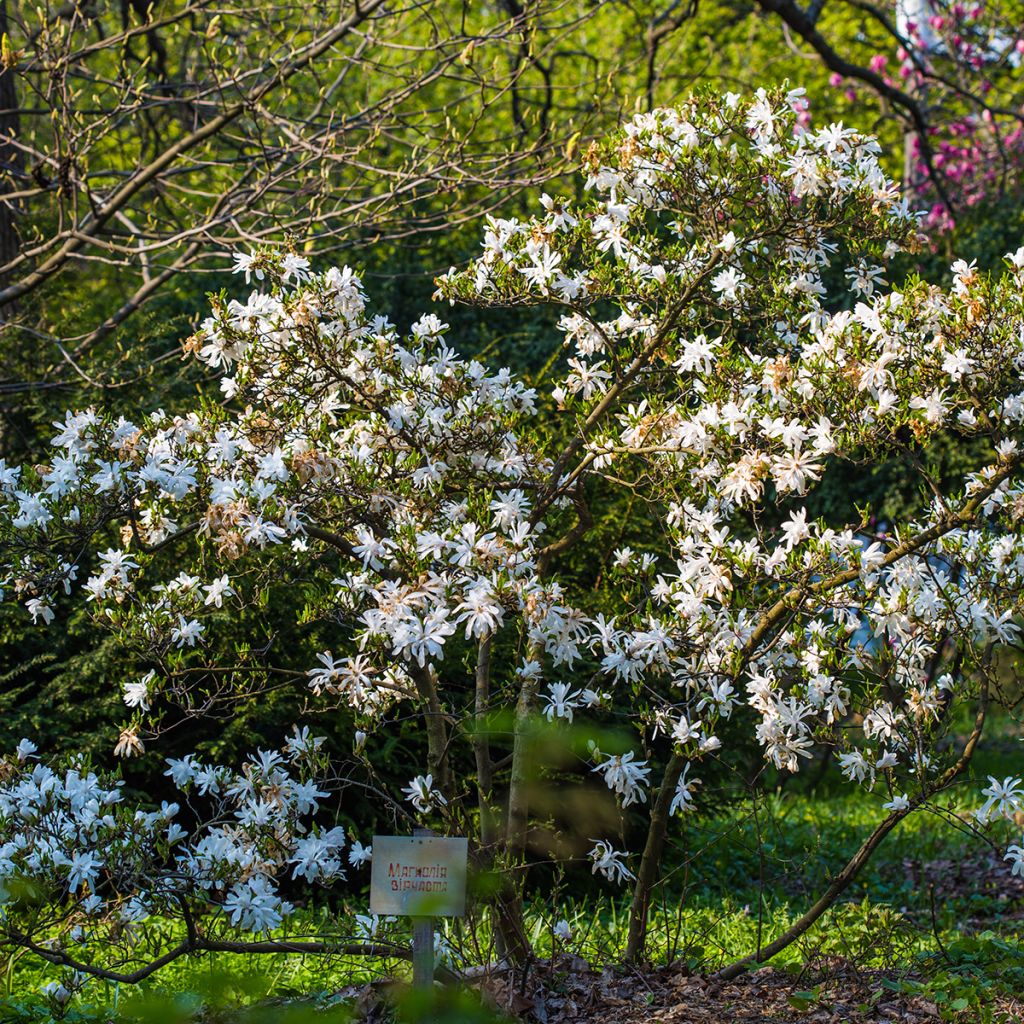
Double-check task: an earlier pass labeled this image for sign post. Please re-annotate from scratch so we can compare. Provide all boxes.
[411,914,434,989]
[370,829,468,989]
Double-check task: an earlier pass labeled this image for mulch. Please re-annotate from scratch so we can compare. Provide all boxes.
[469,957,1023,1023]
[904,846,1024,919]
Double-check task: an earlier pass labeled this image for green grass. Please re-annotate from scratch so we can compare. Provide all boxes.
[5,722,1024,1022]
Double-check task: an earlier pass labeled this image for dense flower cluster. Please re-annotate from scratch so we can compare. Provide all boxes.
[438,89,1024,885]
[1,86,1023,988]
[0,728,356,965]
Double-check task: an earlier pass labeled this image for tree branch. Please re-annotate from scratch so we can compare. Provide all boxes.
[716,672,989,979]
[0,0,389,307]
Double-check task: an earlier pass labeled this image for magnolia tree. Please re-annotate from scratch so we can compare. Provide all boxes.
[3,87,1024,1000]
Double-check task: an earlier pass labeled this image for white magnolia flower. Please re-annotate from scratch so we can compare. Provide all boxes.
[41,981,72,1005]
[1006,844,1024,878]
[224,876,293,932]
[671,716,702,745]
[123,671,155,711]
[669,763,700,816]
[592,751,650,807]
[977,776,1024,824]
[348,841,372,867]
[203,575,234,607]
[402,774,447,814]
[170,616,204,648]
[231,251,264,283]
[543,682,582,723]
[588,840,634,884]
[25,599,54,624]
[711,266,746,302]
[15,738,38,762]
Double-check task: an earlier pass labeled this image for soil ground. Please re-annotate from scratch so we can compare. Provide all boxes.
[337,957,1023,1023]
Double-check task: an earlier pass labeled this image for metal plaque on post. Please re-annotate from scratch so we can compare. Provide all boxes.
[370,834,468,917]
[370,832,468,990]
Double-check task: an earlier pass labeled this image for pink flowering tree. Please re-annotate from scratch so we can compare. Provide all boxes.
[3,87,1024,997]
[766,0,1024,231]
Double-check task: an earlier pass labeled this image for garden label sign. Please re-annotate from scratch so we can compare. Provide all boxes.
[370,832,468,987]
[370,834,468,916]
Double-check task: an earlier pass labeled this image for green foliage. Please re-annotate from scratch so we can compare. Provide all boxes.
[4,720,1022,1020]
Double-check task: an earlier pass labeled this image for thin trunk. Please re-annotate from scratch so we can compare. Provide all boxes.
[474,633,497,850]
[506,667,540,864]
[495,647,542,966]
[491,883,531,965]
[625,751,684,961]
[410,663,451,798]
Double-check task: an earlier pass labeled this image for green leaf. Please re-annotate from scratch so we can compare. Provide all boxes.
[786,989,820,1012]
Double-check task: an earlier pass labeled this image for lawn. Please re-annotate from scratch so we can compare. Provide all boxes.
[6,719,1023,1023]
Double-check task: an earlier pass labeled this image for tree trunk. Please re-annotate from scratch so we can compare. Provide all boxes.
[410,663,451,798]
[472,633,530,962]
[493,648,545,965]
[474,634,498,851]
[625,751,684,961]
[506,657,541,864]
